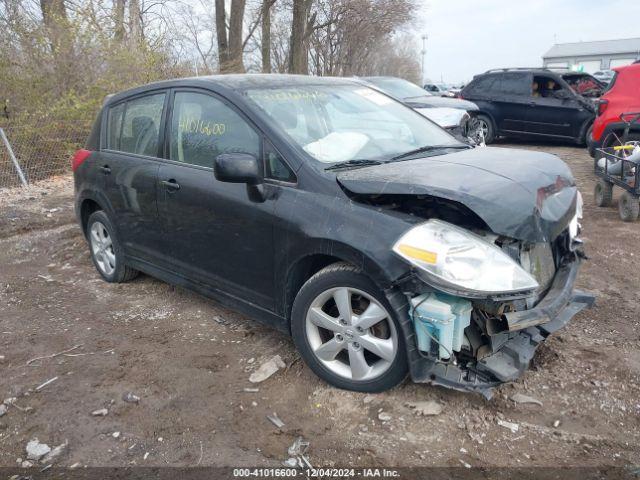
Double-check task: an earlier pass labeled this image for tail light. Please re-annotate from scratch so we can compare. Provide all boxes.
[597,99,609,116]
[71,149,92,172]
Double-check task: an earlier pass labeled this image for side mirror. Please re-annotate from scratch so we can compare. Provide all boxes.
[214,153,262,185]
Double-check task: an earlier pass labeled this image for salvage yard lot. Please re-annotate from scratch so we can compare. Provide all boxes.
[0,143,639,468]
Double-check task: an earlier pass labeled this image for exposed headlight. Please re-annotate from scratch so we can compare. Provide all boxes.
[393,220,539,296]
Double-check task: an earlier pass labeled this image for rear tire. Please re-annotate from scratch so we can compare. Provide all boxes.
[87,210,139,283]
[476,114,495,144]
[594,179,613,207]
[598,131,640,158]
[618,192,640,222]
[291,262,408,393]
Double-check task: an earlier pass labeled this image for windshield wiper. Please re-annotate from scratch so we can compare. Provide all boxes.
[325,159,383,171]
[389,144,471,162]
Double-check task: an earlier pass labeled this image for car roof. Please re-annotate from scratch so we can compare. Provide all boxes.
[481,67,573,76]
[613,63,640,74]
[105,74,362,105]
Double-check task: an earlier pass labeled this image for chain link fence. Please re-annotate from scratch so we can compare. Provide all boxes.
[0,120,89,189]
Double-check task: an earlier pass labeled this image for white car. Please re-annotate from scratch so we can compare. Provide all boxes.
[362,77,484,145]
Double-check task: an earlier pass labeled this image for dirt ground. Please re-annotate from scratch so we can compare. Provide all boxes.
[0,142,639,471]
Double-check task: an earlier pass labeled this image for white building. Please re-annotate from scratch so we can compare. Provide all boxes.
[542,37,640,73]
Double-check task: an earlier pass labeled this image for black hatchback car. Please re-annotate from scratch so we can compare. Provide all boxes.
[74,74,593,397]
[461,68,603,144]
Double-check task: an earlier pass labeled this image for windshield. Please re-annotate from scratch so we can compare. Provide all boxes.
[362,78,432,100]
[245,84,459,164]
[562,74,604,98]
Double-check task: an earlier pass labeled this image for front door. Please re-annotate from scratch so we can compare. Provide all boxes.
[100,91,166,263]
[526,76,582,139]
[157,90,276,309]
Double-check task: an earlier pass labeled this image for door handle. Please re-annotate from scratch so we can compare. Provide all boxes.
[100,165,111,175]
[161,179,180,191]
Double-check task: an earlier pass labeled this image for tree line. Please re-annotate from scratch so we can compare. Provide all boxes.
[0,0,420,127]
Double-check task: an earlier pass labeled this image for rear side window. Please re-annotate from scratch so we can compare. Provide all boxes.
[465,75,500,96]
[496,72,530,96]
[169,91,260,168]
[106,93,165,156]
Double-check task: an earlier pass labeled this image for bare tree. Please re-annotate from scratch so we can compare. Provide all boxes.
[306,0,417,78]
[288,0,313,74]
[261,0,276,73]
[129,0,142,45]
[39,0,70,54]
[114,0,126,41]
[216,0,246,73]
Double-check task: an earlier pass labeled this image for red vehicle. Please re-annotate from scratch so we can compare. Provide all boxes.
[588,62,640,157]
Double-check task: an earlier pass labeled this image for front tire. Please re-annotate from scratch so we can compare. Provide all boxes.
[87,210,139,283]
[291,263,408,392]
[476,114,495,144]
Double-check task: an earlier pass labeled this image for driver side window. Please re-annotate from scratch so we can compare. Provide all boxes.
[169,91,260,168]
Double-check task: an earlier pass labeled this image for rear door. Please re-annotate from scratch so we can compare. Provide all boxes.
[490,72,533,134]
[100,91,167,262]
[461,73,532,133]
[156,89,277,309]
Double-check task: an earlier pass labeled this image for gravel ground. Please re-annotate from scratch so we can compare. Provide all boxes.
[0,143,639,471]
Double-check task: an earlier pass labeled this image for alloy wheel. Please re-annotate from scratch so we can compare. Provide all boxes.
[305,287,398,381]
[90,221,116,276]
[478,119,489,138]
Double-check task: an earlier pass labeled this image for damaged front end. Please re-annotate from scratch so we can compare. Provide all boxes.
[390,227,593,399]
[337,148,595,397]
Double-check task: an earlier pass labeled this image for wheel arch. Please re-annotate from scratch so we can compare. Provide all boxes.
[578,117,594,145]
[76,190,115,238]
[80,198,102,237]
[281,243,397,329]
[475,110,497,132]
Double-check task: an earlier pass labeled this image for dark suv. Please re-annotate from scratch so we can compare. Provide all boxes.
[461,68,602,144]
[73,75,592,397]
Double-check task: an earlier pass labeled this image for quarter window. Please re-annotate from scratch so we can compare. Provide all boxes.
[264,141,296,183]
[170,91,260,168]
[106,103,125,150]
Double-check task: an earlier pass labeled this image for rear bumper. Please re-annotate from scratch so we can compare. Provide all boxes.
[390,256,594,399]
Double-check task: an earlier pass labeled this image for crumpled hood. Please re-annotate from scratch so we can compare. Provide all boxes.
[337,147,578,243]
[405,96,479,111]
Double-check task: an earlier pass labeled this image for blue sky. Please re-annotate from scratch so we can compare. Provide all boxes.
[416,0,640,84]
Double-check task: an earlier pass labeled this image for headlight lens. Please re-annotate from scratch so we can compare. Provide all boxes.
[393,220,539,296]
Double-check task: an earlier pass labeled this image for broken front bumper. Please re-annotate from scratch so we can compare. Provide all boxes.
[389,258,595,399]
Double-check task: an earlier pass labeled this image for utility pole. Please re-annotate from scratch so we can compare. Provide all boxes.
[421,34,428,85]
